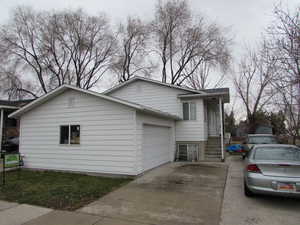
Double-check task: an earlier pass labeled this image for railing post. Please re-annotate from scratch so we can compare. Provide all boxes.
[0,109,4,153]
[219,98,224,161]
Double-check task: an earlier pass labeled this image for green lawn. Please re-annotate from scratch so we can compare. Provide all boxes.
[0,170,132,210]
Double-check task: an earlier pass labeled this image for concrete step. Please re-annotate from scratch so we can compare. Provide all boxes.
[206,143,221,146]
[206,145,224,148]
[205,158,222,162]
[205,157,222,160]
[206,149,221,152]
[207,140,221,143]
[205,152,222,156]
[206,147,221,150]
[206,149,221,153]
[205,153,222,157]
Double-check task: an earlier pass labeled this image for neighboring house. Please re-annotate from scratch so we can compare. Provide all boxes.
[9,76,230,175]
[0,100,32,152]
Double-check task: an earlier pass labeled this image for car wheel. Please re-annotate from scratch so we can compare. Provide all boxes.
[244,182,254,197]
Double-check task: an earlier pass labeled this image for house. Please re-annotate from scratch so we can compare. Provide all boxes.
[9,77,230,175]
[0,100,32,152]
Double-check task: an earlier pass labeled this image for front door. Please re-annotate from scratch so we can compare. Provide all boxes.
[208,104,220,137]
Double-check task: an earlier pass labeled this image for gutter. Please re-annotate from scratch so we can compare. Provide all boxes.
[0,105,19,110]
[138,108,182,121]
[178,92,229,98]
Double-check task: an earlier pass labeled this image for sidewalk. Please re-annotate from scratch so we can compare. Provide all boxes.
[0,200,106,225]
[0,201,52,225]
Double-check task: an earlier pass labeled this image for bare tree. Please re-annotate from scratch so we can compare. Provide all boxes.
[152,0,231,85]
[234,44,278,133]
[186,61,225,89]
[175,21,230,86]
[272,79,300,143]
[152,0,191,83]
[266,4,300,141]
[111,16,154,83]
[0,7,116,98]
[267,5,300,87]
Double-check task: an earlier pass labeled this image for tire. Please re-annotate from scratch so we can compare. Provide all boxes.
[244,182,255,197]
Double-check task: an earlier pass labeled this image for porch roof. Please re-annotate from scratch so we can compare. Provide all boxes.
[178,89,230,103]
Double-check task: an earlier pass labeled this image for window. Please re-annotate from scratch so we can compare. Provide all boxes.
[178,144,188,161]
[60,125,80,145]
[254,146,300,161]
[177,144,200,161]
[248,136,278,144]
[183,102,196,120]
[60,126,69,144]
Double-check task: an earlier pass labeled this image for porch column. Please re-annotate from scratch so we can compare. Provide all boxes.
[0,109,3,153]
[219,98,224,161]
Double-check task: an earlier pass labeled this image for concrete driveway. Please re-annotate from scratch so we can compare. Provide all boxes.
[79,162,228,225]
[221,155,300,225]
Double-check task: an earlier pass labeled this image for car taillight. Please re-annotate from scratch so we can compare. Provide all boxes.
[247,164,261,173]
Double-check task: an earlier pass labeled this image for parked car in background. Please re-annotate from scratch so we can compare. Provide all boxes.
[244,144,300,198]
[242,134,279,159]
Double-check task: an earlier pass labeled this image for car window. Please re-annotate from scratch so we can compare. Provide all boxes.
[248,136,278,144]
[254,147,300,161]
[245,146,254,158]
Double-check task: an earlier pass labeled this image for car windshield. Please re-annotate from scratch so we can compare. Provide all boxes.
[254,147,300,161]
[248,136,277,144]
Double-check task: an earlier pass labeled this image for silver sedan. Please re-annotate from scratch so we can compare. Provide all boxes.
[244,144,300,197]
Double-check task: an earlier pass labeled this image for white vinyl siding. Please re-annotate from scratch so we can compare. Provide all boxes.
[109,80,190,117]
[19,89,137,175]
[108,80,207,142]
[135,112,175,174]
[176,99,206,141]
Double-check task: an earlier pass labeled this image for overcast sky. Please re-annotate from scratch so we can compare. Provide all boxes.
[1,0,298,55]
[1,0,299,118]
[0,0,300,52]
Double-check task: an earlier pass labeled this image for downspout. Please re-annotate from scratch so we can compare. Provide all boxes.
[0,109,3,153]
[219,98,224,162]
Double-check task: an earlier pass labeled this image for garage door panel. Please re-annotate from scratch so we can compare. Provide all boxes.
[142,125,171,171]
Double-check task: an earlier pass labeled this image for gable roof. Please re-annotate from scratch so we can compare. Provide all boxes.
[9,85,181,120]
[103,76,206,95]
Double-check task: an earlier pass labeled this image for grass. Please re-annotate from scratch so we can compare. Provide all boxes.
[0,169,132,210]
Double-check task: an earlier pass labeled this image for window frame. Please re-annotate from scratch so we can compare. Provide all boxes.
[177,143,200,161]
[59,124,80,145]
[182,102,197,120]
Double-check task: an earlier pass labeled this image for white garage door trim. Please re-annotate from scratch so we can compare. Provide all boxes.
[142,124,171,172]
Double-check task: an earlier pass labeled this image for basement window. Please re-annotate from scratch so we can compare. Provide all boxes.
[177,144,200,161]
[60,125,80,145]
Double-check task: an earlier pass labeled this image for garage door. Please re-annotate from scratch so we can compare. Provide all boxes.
[142,125,171,171]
